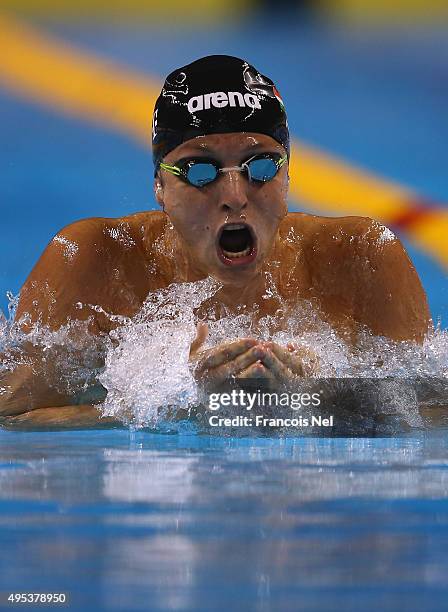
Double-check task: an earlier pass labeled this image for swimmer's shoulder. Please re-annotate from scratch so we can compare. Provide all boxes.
[119,210,169,243]
[33,210,169,272]
[282,212,392,246]
[282,211,420,282]
[16,211,169,329]
[40,210,169,285]
[46,210,167,253]
[281,212,431,341]
[280,211,397,286]
[282,212,409,261]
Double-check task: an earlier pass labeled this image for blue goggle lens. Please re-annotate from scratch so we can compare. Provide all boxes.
[246,157,278,182]
[186,163,218,187]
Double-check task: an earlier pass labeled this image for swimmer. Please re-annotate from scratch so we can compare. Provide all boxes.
[0,55,431,428]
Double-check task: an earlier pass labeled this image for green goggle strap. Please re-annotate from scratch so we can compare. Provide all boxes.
[159,162,182,177]
[277,155,287,168]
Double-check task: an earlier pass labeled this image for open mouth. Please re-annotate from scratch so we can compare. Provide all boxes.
[217,223,257,266]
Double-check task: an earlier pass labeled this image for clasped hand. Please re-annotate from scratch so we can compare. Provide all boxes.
[189,322,319,390]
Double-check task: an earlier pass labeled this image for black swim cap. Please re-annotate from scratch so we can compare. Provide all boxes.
[152,55,289,174]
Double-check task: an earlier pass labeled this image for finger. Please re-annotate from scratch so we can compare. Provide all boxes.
[189,322,209,359]
[197,338,258,371]
[259,342,299,373]
[285,341,310,357]
[266,342,318,376]
[258,348,293,381]
[205,345,264,383]
[237,361,275,380]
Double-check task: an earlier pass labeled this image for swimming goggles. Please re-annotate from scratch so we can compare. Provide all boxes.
[159,152,287,188]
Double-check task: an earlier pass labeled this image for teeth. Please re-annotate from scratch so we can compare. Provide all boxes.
[223,224,245,231]
[222,247,251,259]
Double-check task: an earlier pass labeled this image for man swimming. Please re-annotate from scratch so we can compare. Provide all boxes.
[0,55,431,428]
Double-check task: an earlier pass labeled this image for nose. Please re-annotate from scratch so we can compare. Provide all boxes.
[217,169,248,215]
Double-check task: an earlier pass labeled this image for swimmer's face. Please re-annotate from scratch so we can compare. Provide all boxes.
[155,133,289,285]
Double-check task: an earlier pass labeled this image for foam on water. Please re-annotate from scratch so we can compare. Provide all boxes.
[1,278,448,433]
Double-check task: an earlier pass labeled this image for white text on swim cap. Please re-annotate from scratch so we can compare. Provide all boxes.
[187,91,262,114]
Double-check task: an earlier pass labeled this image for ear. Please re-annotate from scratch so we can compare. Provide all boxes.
[154,179,164,207]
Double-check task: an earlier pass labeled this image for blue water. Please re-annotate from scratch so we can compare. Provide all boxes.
[1,16,448,611]
[1,429,448,611]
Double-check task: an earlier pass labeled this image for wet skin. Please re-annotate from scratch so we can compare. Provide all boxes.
[0,133,432,428]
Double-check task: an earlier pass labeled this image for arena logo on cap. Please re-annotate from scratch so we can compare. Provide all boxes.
[187,91,262,114]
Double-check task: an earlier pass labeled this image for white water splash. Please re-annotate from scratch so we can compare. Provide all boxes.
[377,225,395,245]
[100,278,219,427]
[95,278,448,431]
[0,293,111,400]
[1,280,448,432]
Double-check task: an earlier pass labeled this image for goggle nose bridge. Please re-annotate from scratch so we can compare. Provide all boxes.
[218,163,250,177]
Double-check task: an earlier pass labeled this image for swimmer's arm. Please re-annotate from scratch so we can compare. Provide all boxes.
[0,346,120,428]
[0,219,137,428]
[0,405,122,430]
[355,223,432,342]
[1,215,168,429]
[0,355,121,428]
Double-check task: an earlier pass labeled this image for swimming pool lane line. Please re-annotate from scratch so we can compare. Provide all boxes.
[0,13,155,144]
[0,12,446,269]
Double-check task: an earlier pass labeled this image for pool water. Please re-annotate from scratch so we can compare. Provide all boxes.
[1,15,448,612]
[1,429,448,611]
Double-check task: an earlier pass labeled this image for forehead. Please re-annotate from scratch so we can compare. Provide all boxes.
[166,132,284,160]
